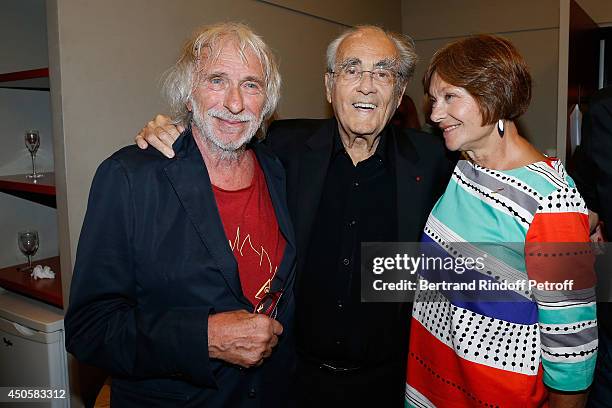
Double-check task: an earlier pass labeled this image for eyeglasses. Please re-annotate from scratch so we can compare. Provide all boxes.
[331,66,398,86]
[253,290,283,319]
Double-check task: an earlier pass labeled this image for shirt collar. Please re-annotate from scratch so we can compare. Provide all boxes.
[331,123,390,163]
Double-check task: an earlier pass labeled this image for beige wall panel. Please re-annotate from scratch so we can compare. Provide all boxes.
[507,29,560,153]
[50,0,398,269]
[575,0,612,25]
[402,0,560,40]
[261,0,401,30]
[405,29,560,154]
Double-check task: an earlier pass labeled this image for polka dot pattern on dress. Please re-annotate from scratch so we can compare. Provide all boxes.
[413,289,540,375]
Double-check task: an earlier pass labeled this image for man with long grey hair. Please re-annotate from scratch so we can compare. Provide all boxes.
[137,25,454,406]
[66,23,296,407]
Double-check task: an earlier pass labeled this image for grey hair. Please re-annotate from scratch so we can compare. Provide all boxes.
[162,22,281,135]
[325,25,418,95]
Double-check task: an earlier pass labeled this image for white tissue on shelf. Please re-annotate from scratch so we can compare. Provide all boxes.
[30,265,56,280]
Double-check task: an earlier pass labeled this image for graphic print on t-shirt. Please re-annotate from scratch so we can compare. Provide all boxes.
[228,225,279,300]
[212,155,286,306]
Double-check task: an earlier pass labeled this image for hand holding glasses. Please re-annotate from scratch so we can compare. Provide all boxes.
[25,130,43,179]
[253,290,283,319]
[18,230,39,271]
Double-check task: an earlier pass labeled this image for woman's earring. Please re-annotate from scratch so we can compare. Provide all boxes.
[497,119,505,138]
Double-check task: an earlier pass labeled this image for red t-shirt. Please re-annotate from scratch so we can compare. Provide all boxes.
[212,153,286,307]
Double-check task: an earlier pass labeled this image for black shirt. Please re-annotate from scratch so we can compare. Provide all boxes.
[296,126,407,366]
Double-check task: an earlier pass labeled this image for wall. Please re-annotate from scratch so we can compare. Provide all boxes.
[401,0,562,154]
[576,0,612,25]
[0,0,48,73]
[0,0,57,267]
[262,0,401,29]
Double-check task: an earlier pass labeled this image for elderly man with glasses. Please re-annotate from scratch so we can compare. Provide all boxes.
[65,23,296,408]
[137,25,453,407]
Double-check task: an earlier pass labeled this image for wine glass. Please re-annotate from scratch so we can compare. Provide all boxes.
[17,230,39,271]
[24,130,43,179]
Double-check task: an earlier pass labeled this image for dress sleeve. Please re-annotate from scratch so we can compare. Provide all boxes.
[525,186,597,391]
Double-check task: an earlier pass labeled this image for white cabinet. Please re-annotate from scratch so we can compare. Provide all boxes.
[0,289,68,407]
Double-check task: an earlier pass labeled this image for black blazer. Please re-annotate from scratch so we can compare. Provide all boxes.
[572,86,612,239]
[570,86,612,338]
[266,118,454,278]
[65,129,297,408]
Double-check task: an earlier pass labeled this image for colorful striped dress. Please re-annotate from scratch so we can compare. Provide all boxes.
[406,159,598,407]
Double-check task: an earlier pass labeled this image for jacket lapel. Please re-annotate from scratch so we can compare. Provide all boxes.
[388,126,422,242]
[253,144,296,293]
[295,119,335,274]
[163,131,248,305]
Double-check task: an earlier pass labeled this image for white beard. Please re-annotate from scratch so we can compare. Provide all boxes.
[190,98,262,161]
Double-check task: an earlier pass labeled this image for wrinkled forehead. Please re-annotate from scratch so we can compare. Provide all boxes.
[196,37,263,74]
[336,30,399,67]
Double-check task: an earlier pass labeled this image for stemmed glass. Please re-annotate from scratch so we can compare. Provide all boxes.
[17,230,39,271]
[24,130,43,179]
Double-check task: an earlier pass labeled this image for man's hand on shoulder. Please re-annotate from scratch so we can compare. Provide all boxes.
[208,309,283,368]
[135,114,183,158]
